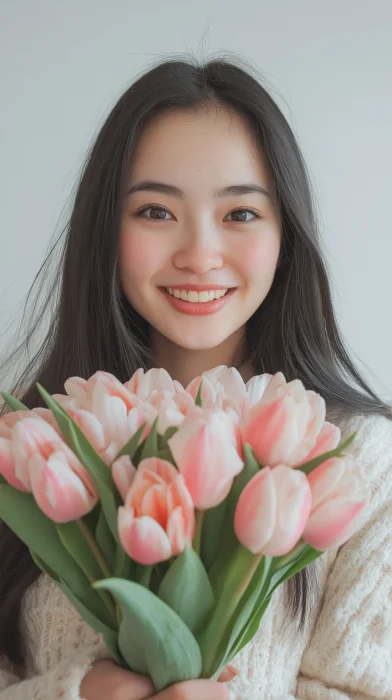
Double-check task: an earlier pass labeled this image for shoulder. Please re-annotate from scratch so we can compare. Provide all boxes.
[338,412,392,487]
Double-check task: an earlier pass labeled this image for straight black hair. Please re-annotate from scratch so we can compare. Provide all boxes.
[1,53,391,667]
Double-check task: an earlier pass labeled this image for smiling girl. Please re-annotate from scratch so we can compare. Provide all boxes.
[0,56,391,700]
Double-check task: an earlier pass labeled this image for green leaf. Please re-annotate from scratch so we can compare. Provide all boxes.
[159,426,178,446]
[36,384,120,543]
[195,381,203,407]
[95,578,202,691]
[95,511,116,571]
[139,418,159,460]
[115,424,146,460]
[55,520,107,582]
[156,447,175,464]
[201,499,229,571]
[266,544,322,598]
[0,485,112,625]
[0,392,29,412]
[208,444,259,587]
[114,544,134,579]
[30,550,61,581]
[197,545,258,677]
[57,579,122,664]
[227,544,322,664]
[158,547,214,633]
[297,431,357,476]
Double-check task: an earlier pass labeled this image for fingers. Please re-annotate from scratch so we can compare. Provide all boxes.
[217,665,239,683]
[153,679,230,700]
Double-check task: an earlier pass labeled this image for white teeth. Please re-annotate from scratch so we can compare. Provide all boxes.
[166,288,229,303]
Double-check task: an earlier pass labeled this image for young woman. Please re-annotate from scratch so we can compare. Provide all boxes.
[0,55,391,700]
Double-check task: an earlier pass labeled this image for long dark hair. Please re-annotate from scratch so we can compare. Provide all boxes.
[1,53,391,667]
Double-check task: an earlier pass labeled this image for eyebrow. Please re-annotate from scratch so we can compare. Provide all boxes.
[126,180,271,199]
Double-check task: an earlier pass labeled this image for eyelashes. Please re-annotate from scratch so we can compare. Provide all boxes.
[135,205,262,223]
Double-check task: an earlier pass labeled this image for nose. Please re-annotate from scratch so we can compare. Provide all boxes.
[172,221,224,275]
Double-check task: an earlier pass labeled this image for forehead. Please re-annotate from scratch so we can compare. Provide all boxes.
[129,106,273,190]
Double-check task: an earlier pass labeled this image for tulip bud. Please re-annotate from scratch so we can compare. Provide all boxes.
[168,410,244,509]
[240,373,326,467]
[302,456,367,550]
[234,464,311,556]
[29,450,98,523]
[118,457,195,565]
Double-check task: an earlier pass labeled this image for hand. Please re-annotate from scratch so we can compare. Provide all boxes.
[80,658,238,700]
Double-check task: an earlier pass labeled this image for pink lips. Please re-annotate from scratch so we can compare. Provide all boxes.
[159,287,236,315]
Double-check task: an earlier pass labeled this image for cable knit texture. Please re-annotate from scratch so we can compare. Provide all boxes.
[0,412,391,700]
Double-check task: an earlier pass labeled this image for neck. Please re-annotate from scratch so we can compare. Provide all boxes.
[150,328,254,389]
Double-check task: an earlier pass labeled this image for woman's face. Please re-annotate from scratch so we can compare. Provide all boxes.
[120,106,282,353]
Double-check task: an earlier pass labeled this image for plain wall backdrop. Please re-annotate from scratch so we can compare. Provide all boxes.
[0,0,391,398]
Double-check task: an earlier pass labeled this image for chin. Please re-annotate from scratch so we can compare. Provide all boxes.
[165,330,230,352]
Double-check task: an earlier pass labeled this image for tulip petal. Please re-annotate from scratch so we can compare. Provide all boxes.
[0,437,29,491]
[234,468,276,554]
[112,455,137,501]
[261,466,311,556]
[118,508,172,564]
[29,452,98,523]
[303,498,366,550]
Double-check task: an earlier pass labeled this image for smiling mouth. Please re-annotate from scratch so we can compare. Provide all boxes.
[163,287,231,303]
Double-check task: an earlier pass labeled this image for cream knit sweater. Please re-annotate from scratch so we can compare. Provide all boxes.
[0,412,391,700]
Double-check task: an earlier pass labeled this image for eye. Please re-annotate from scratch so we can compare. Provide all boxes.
[136,206,173,221]
[225,208,261,223]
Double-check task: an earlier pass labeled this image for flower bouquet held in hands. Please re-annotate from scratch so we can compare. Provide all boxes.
[0,367,366,691]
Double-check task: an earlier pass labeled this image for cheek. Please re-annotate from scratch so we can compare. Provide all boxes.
[235,236,280,285]
[119,231,163,285]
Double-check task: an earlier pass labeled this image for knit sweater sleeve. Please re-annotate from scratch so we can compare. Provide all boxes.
[282,413,392,700]
[0,576,110,700]
[0,649,108,700]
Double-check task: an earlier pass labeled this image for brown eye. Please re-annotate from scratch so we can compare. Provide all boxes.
[226,209,261,223]
[138,206,172,220]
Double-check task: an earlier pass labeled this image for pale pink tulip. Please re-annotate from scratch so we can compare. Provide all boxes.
[300,421,341,464]
[0,409,31,439]
[240,372,326,467]
[302,456,366,550]
[125,368,175,401]
[112,455,137,501]
[168,409,244,509]
[118,457,195,565]
[245,373,273,405]
[29,449,98,523]
[11,417,68,490]
[234,464,312,556]
[0,436,29,491]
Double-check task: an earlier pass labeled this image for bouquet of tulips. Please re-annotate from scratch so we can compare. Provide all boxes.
[0,366,366,691]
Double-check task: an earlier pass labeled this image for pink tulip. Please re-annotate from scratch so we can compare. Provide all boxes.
[29,449,98,523]
[0,409,31,439]
[11,417,68,490]
[112,455,137,501]
[186,366,247,412]
[125,368,175,401]
[300,421,341,464]
[118,457,195,565]
[302,456,366,550]
[168,409,244,509]
[234,465,312,556]
[245,373,273,405]
[0,436,29,491]
[240,372,326,467]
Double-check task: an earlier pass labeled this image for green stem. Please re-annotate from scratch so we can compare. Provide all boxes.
[192,509,204,555]
[199,547,262,677]
[76,519,117,621]
[77,519,111,578]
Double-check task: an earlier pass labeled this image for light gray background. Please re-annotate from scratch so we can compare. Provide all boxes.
[1,0,391,398]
